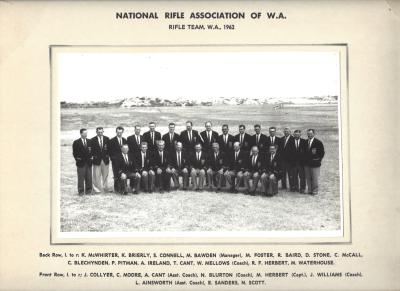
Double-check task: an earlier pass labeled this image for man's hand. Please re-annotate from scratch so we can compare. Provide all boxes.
[121,173,127,180]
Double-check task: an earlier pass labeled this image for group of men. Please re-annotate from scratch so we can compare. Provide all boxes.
[72,121,325,196]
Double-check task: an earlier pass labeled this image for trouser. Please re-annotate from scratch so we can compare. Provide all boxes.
[261,173,278,196]
[92,161,109,192]
[191,168,206,190]
[224,170,244,190]
[77,164,92,194]
[155,168,172,191]
[206,169,223,189]
[119,172,141,193]
[243,171,261,191]
[111,159,120,192]
[291,163,306,191]
[139,170,155,192]
[281,161,293,189]
[172,168,190,189]
[304,166,320,194]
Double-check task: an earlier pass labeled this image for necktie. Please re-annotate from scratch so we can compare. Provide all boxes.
[224,135,227,144]
[296,140,299,149]
[285,137,288,147]
[271,154,274,162]
[136,135,139,145]
[235,152,238,161]
[308,139,311,149]
[207,132,210,143]
[142,153,145,167]
[83,139,86,148]
[189,131,192,142]
[178,152,181,167]
[252,156,256,166]
[240,134,243,144]
[197,153,200,161]
[123,154,128,165]
[160,151,163,163]
[215,153,218,161]
[256,134,259,144]
[271,137,274,144]
[100,137,103,149]
[151,132,154,145]
[118,138,122,146]
[170,133,173,142]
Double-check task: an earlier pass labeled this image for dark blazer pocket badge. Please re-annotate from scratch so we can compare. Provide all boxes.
[244,142,248,147]
[312,148,317,154]
[201,160,205,165]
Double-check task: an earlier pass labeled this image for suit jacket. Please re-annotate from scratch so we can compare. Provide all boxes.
[168,151,189,170]
[127,134,143,154]
[190,151,208,170]
[133,151,154,171]
[226,150,248,172]
[143,131,162,152]
[108,136,127,160]
[234,133,252,151]
[90,135,110,165]
[116,152,135,175]
[180,129,201,153]
[250,133,268,153]
[217,134,235,154]
[72,138,93,167]
[265,136,283,152]
[291,138,308,166]
[207,151,225,171]
[200,130,219,152]
[245,154,264,173]
[162,132,181,153]
[265,152,283,178]
[153,150,169,170]
[280,135,295,162]
[304,138,325,167]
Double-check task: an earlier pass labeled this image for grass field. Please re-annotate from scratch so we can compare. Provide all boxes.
[60,104,341,232]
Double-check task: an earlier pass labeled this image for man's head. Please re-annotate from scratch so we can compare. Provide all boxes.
[140,142,148,153]
[205,121,212,131]
[195,143,202,153]
[149,122,156,132]
[134,125,141,135]
[251,146,259,156]
[307,129,315,139]
[293,129,301,139]
[269,144,277,154]
[96,127,104,137]
[222,124,229,135]
[186,121,193,131]
[212,142,220,153]
[80,128,87,139]
[254,124,261,134]
[121,144,129,154]
[283,127,291,137]
[239,125,246,135]
[269,127,276,137]
[157,140,165,151]
[233,141,240,151]
[168,123,175,133]
[116,126,124,137]
[175,142,183,152]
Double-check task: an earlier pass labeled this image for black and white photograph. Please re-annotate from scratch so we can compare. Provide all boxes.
[54,46,346,239]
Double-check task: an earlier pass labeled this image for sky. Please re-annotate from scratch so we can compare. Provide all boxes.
[56,51,340,102]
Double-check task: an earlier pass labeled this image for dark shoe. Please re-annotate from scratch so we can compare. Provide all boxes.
[160,190,164,194]
[78,192,84,196]
[123,191,128,195]
[244,189,249,195]
[249,190,256,196]
[133,190,139,194]
[215,188,220,193]
[299,189,305,194]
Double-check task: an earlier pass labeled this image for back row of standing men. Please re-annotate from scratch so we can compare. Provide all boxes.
[72,121,325,196]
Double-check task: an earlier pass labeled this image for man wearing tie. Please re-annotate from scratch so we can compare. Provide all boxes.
[224,141,246,193]
[72,128,93,195]
[243,146,264,195]
[143,122,161,152]
[153,140,171,193]
[168,142,190,190]
[162,123,180,153]
[133,142,155,193]
[217,124,235,154]
[234,125,252,151]
[280,127,295,190]
[251,124,268,154]
[206,142,225,192]
[107,126,127,193]
[200,121,219,153]
[116,144,140,194]
[291,130,307,193]
[127,125,143,154]
[266,126,282,151]
[180,121,201,155]
[304,129,325,195]
[90,127,110,193]
[261,145,282,196]
[190,143,208,191]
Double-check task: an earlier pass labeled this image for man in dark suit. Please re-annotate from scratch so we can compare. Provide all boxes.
[251,124,268,154]
[224,141,247,193]
[153,140,171,193]
[190,143,208,191]
[180,121,201,155]
[200,121,219,153]
[243,146,264,195]
[304,129,325,195]
[127,125,143,154]
[234,124,252,151]
[115,144,140,194]
[280,127,295,190]
[261,145,283,196]
[162,123,180,153]
[206,142,225,192]
[108,126,127,192]
[133,142,155,193]
[291,129,307,193]
[72,128,93,195]
[90,127,110,193]
[143,121,161,152]
[217,124,235,154]
[266,126,282,152]
[168,142,190,190]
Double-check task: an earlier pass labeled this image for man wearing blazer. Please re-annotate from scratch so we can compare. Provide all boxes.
[291,129,308,193]
[116,144,140,194]
[127,125,143,154]
[180,121,201,155]
[261,145,283,196]
[108,126,127,192]
[162,123,181,153]
[133,142,155,193]
[200,121,219,153]
[266,127,282,152]
[224,141,247,193]
[217,124,235,154]
[168,142,190,190]
[251,124,268,154]
[90,127,110,193]
[234,124,252,152]
[243,146,264,195]
[304,129,325,195]
[143,121,162,152]
[190,143,208,191]
[72,128,93,195]
[153,140,171,193]
[280,127,295,190]
[206,142,225,192]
